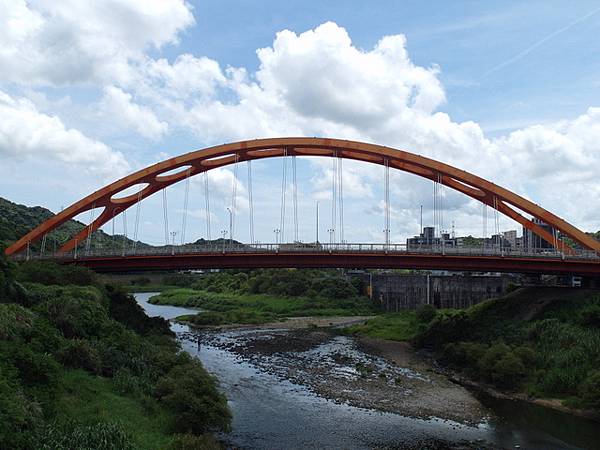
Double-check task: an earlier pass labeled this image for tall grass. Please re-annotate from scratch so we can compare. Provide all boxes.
[150,288,376,323]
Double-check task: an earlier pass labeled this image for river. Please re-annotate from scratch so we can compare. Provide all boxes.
[134,292,600,450]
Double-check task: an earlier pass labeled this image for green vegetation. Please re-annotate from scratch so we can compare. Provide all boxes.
[413,288,600,411]
[148,269,376,325]
[0,254,230,449]
[345,288,600,412]
[0,197,147,253]
[345,311,420,341]
[344,305,440,341]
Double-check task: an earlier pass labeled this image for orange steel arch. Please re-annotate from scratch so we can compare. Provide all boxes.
[5,137,600,256]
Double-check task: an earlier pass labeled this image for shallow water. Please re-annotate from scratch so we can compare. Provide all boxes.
[134,292,600,450]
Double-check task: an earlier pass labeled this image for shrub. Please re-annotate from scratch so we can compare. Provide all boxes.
[106,286,172,336]
[0,375,42,449]
[112,368,151,397]
[190,311,226,326]
[513,345,537,366]
[415,304,437,324]
[0,303,34,341]
[130,277,151,286]
[17,261,96,286]
[166,433,222,450]
[11,345,61,387]
[579,304,600,328]
[477,343,527,388]
[154,361,231,434]
[37,294,109,339]
[39,421,134,450]
[579,370,600,410]
[441,341,486,366]
[57,339,102,374]
[491,351,526,389]
[415,311,473,348]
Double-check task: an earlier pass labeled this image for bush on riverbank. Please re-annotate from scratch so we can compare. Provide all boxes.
[149,272,376,325]
[344,305,440,341]
[416,288,600,409]
[0,257,231,449]
[160,269,368,301]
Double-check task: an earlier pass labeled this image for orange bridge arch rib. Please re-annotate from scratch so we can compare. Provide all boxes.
[5,137,600,256]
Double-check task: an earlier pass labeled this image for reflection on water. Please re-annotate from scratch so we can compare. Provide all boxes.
[134,293,598,450]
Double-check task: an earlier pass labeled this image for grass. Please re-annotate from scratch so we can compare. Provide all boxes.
[415,287,600,407]
[344,311,421,341]
[55,369,175,450]
[150,288,376,325]
[119,284,179,293]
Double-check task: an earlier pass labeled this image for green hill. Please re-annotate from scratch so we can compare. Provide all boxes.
[0,197,147,254]
[0,197,243,256]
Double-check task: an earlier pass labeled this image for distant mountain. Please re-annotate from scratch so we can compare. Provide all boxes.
[0,197,245,255]
[0,197,148,253]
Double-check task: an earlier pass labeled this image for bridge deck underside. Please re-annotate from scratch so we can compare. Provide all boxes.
[63,252,600,275]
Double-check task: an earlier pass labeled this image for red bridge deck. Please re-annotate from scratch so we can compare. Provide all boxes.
[60,251,600,275]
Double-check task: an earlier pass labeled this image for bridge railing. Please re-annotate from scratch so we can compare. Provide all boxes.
[11,241,600,261]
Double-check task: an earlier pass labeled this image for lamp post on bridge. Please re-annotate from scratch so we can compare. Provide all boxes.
[226,207,233,246]
[273,229,280,246]
[170,231,177,256]
[220,230,228,252]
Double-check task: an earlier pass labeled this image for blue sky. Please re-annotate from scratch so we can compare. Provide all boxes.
[1,0,600,245]
[183,1,600,130]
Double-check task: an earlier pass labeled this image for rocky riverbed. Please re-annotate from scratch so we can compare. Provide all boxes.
[183,326,487,425]
[136,295,595,450]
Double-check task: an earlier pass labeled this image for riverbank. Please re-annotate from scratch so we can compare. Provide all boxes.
[0,259,231,450]
[361,332,600,423]
[150,287,377,325]
[336,288,600,422]
[138,292,600,449]
[186,322,487,424]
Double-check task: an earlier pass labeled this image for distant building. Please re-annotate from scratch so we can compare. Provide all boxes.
[406,226,456,248]
[523,218,555,250]
[503,230,518,248]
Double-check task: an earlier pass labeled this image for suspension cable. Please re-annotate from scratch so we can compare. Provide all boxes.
[384,158,390,246]
[495,196,501,247]
[121,210,128,255]
[132,186,143,252]
[292,154,298,242]
[231,154,239,242]
[111,208,118,253]
[482,201,487,246]
[162,188,169,246]
[41,234,47,257]
[280,148,288,243]
[85,203,95,254]
[438,173,444,238]
[338,155,344,243]
[181,168,191,245]
[433,176,437,239]
[247,160,255,245]
[203,171,211,240]
[331,152,337,244]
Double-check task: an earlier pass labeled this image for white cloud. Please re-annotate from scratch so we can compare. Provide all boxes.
[0,0,194,86]
[99,86,168,140]
[132,21,600,235]
[2,8,600,240]
[256,23,445,125]
[0,90,129,177]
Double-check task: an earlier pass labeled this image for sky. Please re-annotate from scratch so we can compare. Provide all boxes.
[1,0,600,246]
